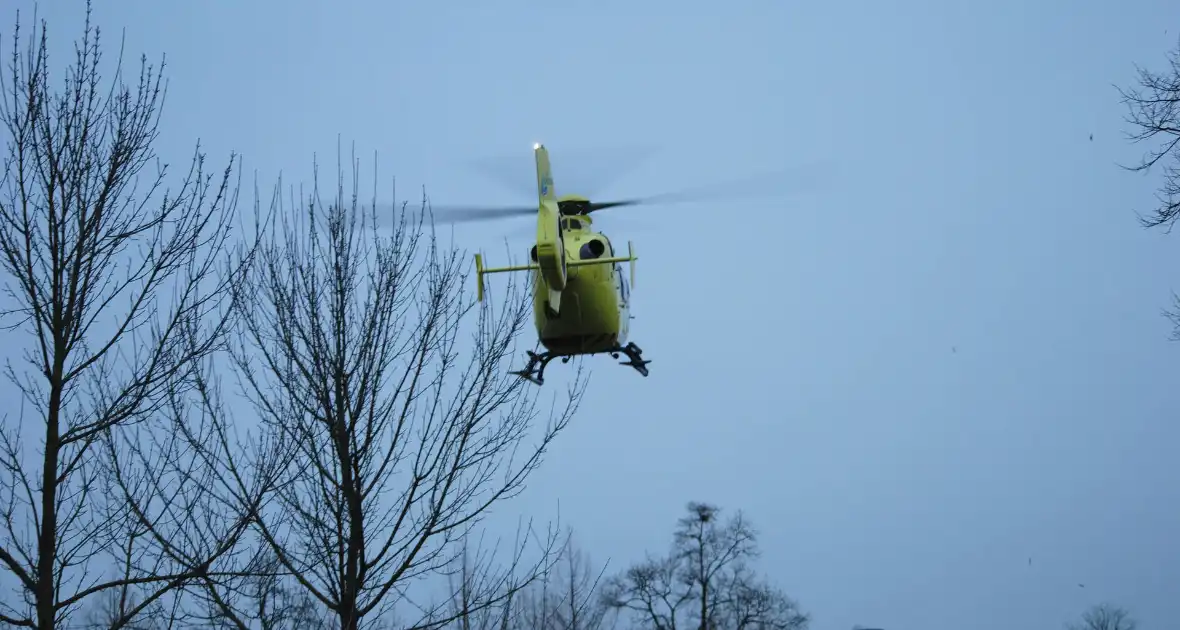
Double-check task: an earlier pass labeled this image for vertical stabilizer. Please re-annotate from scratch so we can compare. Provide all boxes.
[533,142,566,294]
[535,143,556,202]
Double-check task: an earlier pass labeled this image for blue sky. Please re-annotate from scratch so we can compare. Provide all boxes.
[5,0,1180,628]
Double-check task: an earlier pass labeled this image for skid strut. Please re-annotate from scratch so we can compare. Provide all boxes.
[613,342,651,377]
[511,342,651,385]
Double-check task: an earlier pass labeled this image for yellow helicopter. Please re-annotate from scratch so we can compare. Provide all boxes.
[458,143,647,385]
[432,142,814,385]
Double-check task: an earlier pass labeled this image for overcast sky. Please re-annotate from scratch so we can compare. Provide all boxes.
[4,1,1180,628]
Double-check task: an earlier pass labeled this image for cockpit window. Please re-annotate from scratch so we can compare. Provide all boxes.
[564,219,582,230]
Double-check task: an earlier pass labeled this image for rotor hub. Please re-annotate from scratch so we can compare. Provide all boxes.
[557,199,592,216]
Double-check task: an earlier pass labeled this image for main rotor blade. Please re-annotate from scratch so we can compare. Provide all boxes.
[427,204,536,223]
[360,202,535,229]
[362,161,834,229]
[584,162,835,214]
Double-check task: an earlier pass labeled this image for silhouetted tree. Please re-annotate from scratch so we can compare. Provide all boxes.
[197,152,585,630]
[1119,37,1180,334]
[444,539,517,630]
[508,536,608,630]
[0,3,263,628]
[1067,604,1136,630]
[601,502,808,630]
[1119,36,1180,229]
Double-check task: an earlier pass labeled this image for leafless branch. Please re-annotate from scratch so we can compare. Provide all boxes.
[504,536,610,630]
[1118,37,1180,229]
[1119,39,1180,337]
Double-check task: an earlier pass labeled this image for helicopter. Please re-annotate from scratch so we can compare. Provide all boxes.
[433,142,819,385]
[456,143,647,385]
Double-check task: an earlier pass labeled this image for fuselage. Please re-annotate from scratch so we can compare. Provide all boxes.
[531,214,630,355]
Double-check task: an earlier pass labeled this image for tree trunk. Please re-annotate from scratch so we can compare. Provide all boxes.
[37,359,65,630]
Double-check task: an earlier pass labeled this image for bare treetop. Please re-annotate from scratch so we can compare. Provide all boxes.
[602,502,808,630]
[1119,37,1180,228]
[1067,604,1136,630]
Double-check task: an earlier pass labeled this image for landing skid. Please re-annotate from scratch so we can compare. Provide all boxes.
[510,342,651,386]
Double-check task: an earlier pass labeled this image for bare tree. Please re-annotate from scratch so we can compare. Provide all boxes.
[1119,36,1180,230]
[1119,37,1180,335]
[0,3,261,628]
[601,502,808,630]
[199,152,585,630]
[1067,604,1136,630]
[541,538,609,630]
[444,540,516,630]
[506,536,609,630]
